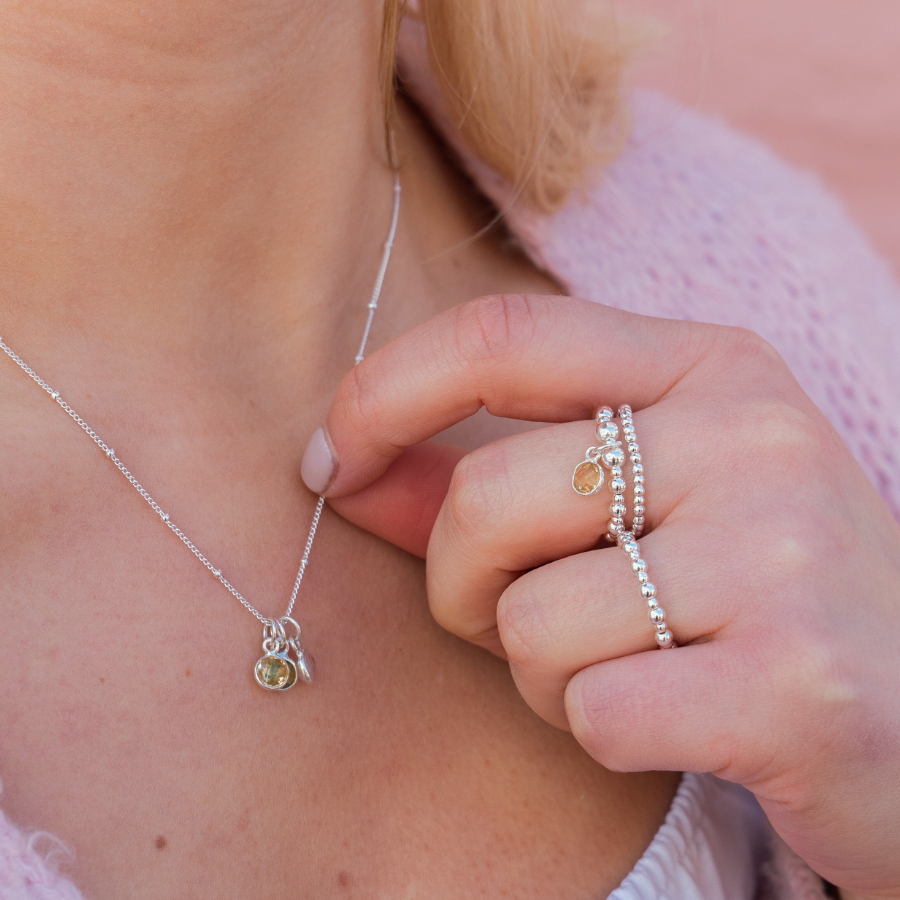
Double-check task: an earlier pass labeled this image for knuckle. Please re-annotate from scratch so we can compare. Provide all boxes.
[722,326,788,372]
[568,674,629,769]
[453,294,543,365]
[497,581,556,667]
[741,398,830,479]
[338,360,382,437]
[444,445,514,539]
[709,393,829,492]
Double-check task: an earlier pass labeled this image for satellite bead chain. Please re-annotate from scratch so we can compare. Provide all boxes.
[0,170,402,691]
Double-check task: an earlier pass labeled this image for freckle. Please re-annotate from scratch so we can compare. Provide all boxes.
[337,871,351,888]
[155,836,167,850]
[184,669,192,677]
[99,677,105,684]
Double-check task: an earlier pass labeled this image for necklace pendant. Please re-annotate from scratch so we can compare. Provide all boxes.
[254,618,314,691]
[293,646,315,684]
[255,648,298,691]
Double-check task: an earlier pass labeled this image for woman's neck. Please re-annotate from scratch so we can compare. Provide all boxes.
[0,0,392,364]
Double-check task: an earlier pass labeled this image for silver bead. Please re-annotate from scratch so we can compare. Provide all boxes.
[596,422,619,443]
[637,571,649,584]
[649,607,666,625]
[656,621,669,635]
[611,478,626,494]
[647,596,659,610]
[161,512,170,521]
[634,474,644,485]
[602,447,625,467]
[656,631,674,648]
[50,391,60,400]
[611,466,623,478]
[595,406,614,422]
[631,558,646,573]
[213,569,222,578]
[106,448,115,458]
[632,462,644,475]
[641,583,656,599]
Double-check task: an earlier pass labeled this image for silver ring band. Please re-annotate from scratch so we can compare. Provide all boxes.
[617,405,645,537]
[594,406,627,542]
[617,531,675,648]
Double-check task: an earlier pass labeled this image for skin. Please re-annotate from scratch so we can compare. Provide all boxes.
[0,1,678,899]
[317,296,900,900]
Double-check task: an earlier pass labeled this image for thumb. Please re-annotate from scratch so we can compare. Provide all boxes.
[325,441,465,558]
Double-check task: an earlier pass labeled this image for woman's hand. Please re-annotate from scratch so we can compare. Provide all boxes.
[302,294,900,898]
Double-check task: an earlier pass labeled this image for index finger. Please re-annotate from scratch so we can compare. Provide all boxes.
[313,294,726,497]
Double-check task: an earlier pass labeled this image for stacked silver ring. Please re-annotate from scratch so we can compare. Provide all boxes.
[595,406,627,541]
[618,405,645,537]
[574,404,675,649]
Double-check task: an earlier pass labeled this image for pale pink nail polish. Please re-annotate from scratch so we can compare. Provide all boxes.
[301,426,337,494]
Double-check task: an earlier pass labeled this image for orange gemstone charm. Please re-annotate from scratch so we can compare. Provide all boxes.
[573,460,603,495]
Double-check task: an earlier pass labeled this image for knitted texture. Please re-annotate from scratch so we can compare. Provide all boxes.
[0,784,83,900]
[5,33,900,900]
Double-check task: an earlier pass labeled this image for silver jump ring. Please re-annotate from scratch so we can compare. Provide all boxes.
[279,616,302,643]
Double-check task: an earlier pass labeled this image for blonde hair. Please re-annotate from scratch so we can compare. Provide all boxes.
[380,0,633,213]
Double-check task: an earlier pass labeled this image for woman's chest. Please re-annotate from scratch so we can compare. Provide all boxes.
[0,424,677,900]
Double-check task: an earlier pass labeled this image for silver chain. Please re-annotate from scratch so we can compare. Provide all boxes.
[0,173,401,628]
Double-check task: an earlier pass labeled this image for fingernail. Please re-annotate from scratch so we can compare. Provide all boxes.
[301,426,338,494]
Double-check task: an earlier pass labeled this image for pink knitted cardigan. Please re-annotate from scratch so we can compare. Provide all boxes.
[3,27,899,900]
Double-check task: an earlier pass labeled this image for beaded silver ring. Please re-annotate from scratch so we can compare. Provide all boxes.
[617,531,675,649]
[617,405,645,537]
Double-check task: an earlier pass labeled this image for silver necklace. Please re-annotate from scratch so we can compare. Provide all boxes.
[0,173,401,692]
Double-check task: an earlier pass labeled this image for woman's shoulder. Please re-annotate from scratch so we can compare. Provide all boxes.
[503,89,900,328]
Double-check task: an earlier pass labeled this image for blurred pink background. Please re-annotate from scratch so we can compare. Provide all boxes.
[625,0,900,277]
